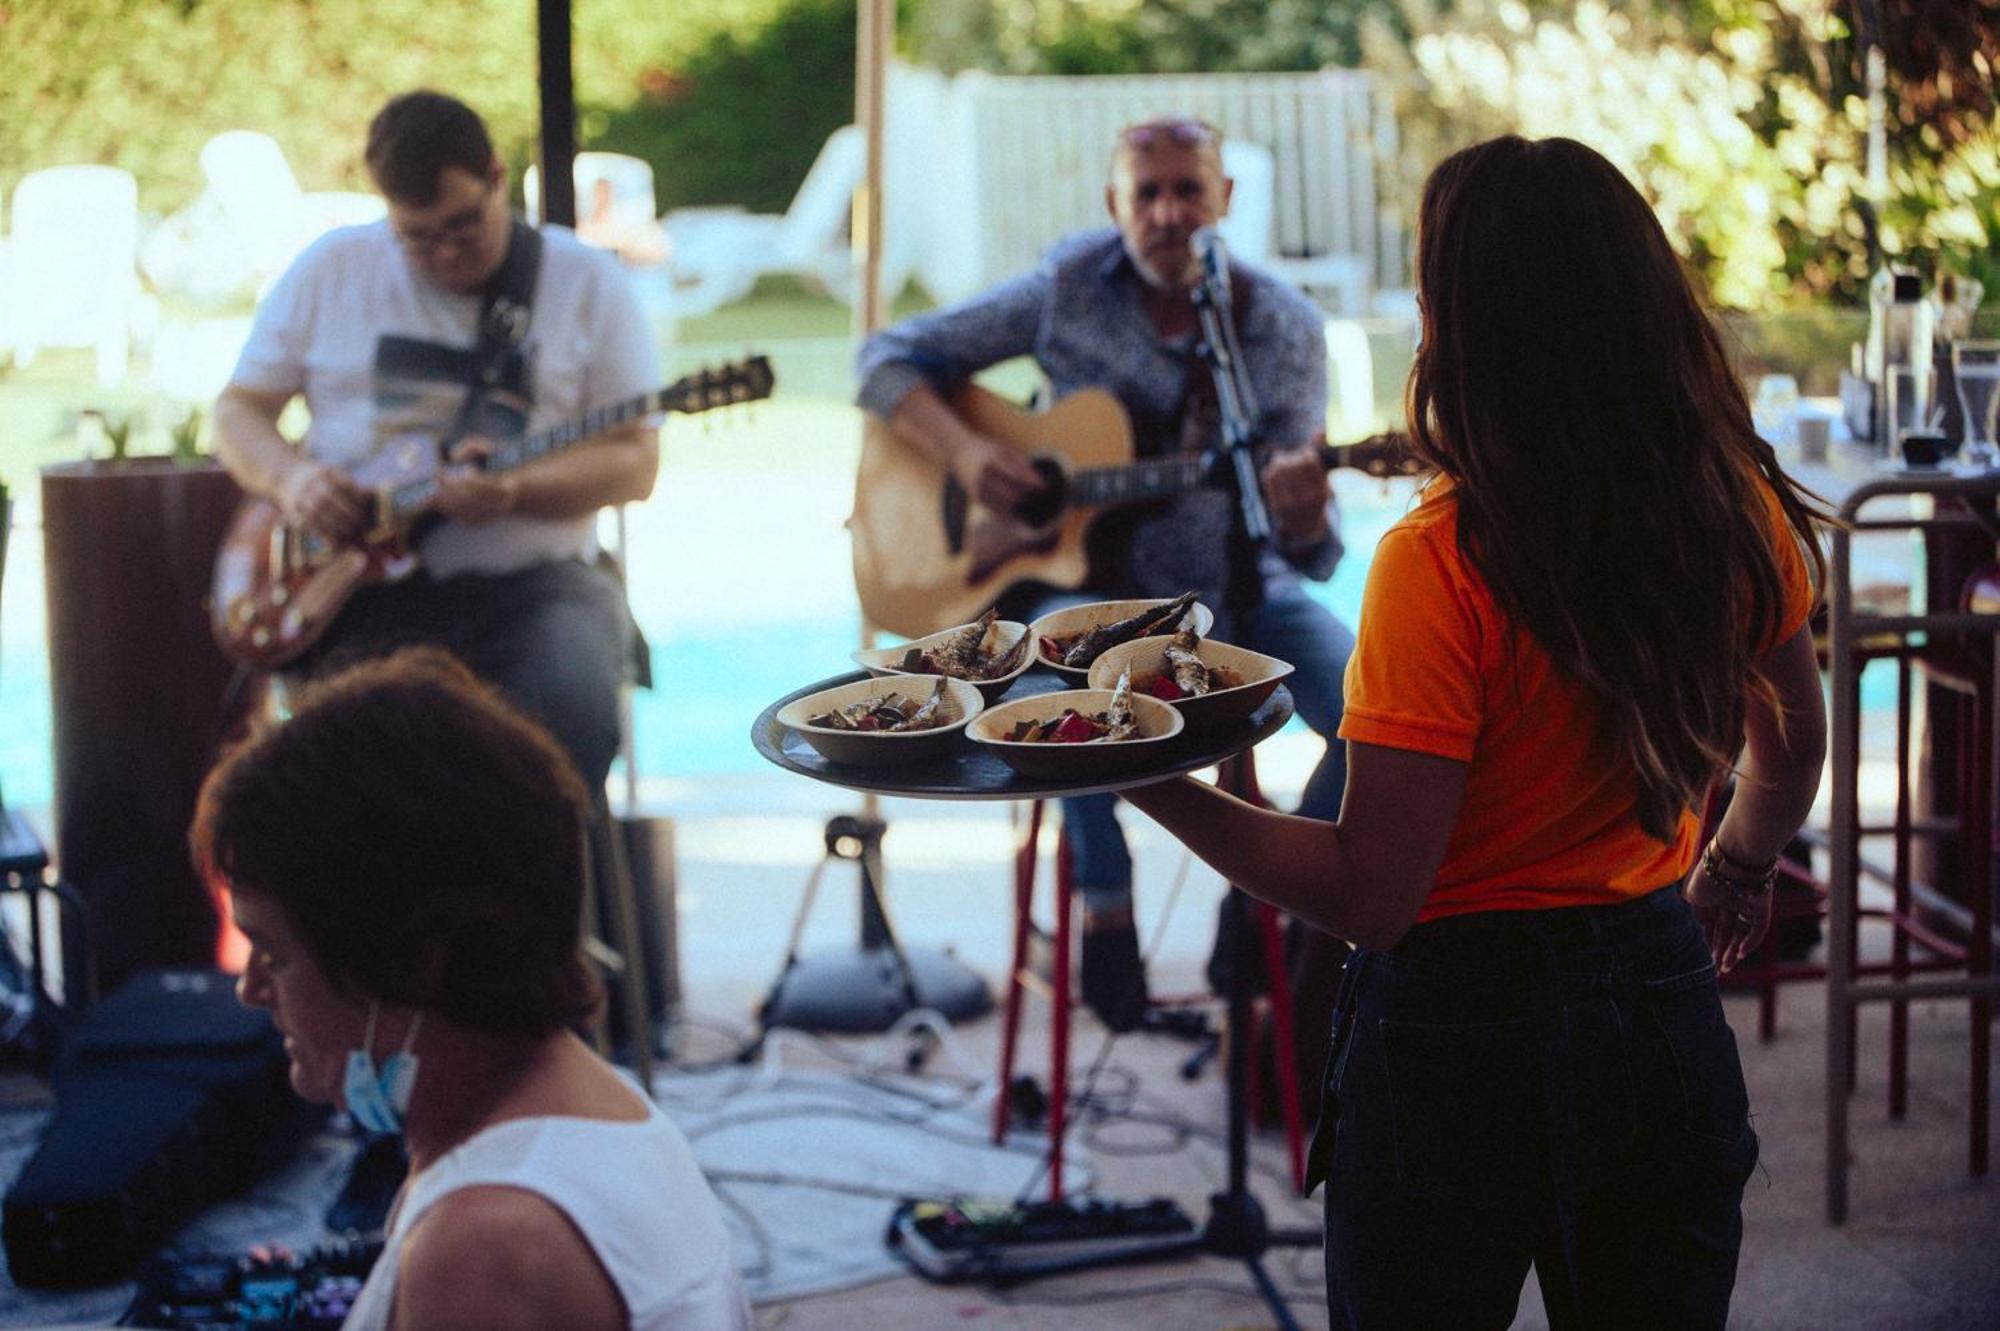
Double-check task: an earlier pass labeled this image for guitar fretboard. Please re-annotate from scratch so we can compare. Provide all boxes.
[381,356,773,520]
[1068,455,1211,506]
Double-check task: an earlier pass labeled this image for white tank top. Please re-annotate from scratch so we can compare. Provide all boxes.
[342,1103,749,1330]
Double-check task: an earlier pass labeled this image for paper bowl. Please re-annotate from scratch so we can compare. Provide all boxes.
[851,619,1033,703]
[1028,599,1217,678]
[777,676,984,768]
[1086,637,1294,729]
[966,688,1184,781]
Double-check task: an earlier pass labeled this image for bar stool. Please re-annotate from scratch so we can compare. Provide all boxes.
[1825,474,2000,1222]
[1727,591,1971,1055]
[989,752,1310,1199]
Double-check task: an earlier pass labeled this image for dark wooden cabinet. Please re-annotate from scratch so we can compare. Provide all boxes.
[39,460,265,993]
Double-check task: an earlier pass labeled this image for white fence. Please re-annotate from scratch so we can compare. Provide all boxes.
[890,65,1404,309]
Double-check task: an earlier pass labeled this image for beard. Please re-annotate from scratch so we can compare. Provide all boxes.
[1127,232,1197,291]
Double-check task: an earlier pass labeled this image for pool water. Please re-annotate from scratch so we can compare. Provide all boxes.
[0,480,1894,810]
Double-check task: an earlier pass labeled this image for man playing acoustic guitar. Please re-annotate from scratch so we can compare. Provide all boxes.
[214,90,659,793]
[856,117,1354,1031]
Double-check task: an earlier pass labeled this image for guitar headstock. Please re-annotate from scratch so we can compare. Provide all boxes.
[1319,431,1424,480]
[663,355,777,416]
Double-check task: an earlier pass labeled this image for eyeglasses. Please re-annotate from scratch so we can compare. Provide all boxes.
[1118,118,1222,150]
[392,176,499,254]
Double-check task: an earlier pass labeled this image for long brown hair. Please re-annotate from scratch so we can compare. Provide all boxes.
[1406,136,1828,840]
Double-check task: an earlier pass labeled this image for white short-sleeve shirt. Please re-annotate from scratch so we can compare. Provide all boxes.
[228,220,659,578]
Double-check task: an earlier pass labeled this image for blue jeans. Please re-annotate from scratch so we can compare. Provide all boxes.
[1309,885,1757,1330]
[1022,582,1353,911]
[294,559,633,791]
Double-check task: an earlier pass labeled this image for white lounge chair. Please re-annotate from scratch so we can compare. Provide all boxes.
[524,152,669,268]
[10,164,140,384]
[659,125,866,316]
[142,131,385,306]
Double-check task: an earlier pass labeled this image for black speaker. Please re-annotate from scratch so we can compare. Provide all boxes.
[2,969,326,1287]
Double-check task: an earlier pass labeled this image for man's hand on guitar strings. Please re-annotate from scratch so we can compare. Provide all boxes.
[1261,438,1334,548]
[953,432,1050,512]
[278,460,370,544]
[437,437,519,525]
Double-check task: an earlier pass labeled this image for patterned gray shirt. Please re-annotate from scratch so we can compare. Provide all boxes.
[856,228,1338,633]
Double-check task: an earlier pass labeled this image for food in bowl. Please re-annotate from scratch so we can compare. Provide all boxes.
[1139,629,1243,700]
[894,610,1029,682]
[809,678,953,733]
[1004,671,1145,743]
[1040,590,1202,670]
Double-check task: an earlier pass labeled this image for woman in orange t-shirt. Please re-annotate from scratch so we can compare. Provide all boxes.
[1124,136,1829,1329]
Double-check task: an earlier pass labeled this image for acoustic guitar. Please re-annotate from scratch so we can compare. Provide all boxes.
[849,383,1418,638]
[211,355,774,670]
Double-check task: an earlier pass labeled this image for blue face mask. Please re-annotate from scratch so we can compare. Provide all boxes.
[343,1002,422,1136]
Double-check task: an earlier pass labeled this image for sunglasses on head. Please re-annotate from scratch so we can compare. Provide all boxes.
[1118,118,1221,150]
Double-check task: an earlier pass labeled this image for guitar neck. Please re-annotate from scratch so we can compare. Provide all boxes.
[1065,432,1414,507]
[1068,455,1210,506]
[384,390,661,517]
[384,355,774,519]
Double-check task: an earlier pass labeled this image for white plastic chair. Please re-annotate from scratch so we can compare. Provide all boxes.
[141,132,385,306]
[659,125,866,316]
[1215,139,1371,314]
[10,165,140,384]
[1218,139,1275,267]
[200,130,305,283]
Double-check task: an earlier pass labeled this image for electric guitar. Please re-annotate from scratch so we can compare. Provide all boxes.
[211,355,775,670]
[849,383,1419,638]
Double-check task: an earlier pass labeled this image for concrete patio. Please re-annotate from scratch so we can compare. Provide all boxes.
[650,764,2000,1330]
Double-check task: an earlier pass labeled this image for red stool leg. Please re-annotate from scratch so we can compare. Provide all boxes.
[1049,823,1076,1202]
[993,800,1045,1145]
[1253,899,1307,1192]
[1218,752,1309,1190]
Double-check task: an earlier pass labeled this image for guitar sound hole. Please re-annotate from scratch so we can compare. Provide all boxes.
[1012,459,1067,528]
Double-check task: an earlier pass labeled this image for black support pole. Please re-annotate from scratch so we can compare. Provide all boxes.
[537,0,577,227]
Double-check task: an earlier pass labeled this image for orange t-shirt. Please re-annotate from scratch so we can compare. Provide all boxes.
[1339,478,1816,923]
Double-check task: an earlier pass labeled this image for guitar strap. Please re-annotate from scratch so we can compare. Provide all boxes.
[443,218,544,455]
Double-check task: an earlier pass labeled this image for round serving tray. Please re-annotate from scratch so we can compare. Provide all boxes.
[752,669,1294,801]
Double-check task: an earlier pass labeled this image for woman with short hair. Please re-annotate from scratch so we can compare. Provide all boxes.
[1123,135,1829,1328]
[193,647,748,1331]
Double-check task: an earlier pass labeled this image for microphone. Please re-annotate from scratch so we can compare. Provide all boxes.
[1190,225,1230,305]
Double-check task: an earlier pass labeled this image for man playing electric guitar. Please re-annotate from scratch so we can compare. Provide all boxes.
[215,90,659,793]
[855,116,1354,1032]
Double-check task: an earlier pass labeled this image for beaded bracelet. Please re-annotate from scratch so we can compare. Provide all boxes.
[1700,839,1780,913]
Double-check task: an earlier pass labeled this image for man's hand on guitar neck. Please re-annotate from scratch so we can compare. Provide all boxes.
[1262,435,1334,550]
[278,459,371,545]
[434,435,520,525]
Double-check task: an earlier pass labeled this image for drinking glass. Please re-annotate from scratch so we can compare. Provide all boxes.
[1952,340,2000,470]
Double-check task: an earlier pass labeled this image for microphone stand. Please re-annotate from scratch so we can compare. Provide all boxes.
[958,247,1316,1326]
[1187,250,1320,1330]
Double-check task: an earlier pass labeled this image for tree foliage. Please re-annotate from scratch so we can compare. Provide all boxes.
[0,0,831,217]
[1365,0,1998,309]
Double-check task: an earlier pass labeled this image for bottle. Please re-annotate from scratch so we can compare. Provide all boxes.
[1869,266,1932,447]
